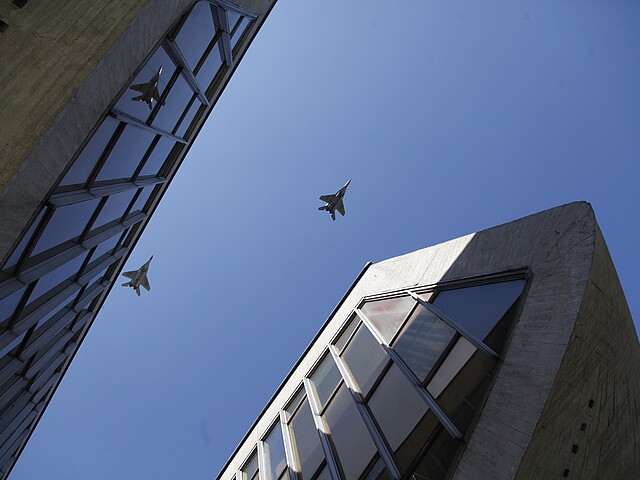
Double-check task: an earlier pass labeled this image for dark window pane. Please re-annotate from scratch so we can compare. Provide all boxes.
[175,98,201,138]
[32,301,69,334]
[114,47,175,121]
[60,117,119,187]
[89,232,122,261]
[314,466,331,480]
[92,189,137,230]
[285,388,305,416]
[139,136,175,177]
[360,296,415,344]
[432,280,525,344]
[28,251,89,302]
[195,39,223,86]
[362,456,389,480]
[95,124,155,182]
[31,199,101,256]
[334,317,358,353]
[368,363,428,471]
[290,399,323,480]
[174,1,216,70]
[392,305,456,383]
[152,76,195,133]
[324,384,376,480]
[232,16,252,51]
[0,286,28,325]
[309,354,341,410]
[426,337,476,400]
[243,452,259,480]
[2,207,47,271]
[0,331,27,358]
[341,324,388,396]
[82,264,111,287]
[129,186,155,215]
[410,428,462,480]
[264,423,287,480]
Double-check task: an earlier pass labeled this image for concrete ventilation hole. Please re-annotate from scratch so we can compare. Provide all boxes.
[0,19,8,32]
[563,469,570,477]
[588,399,595,408]
[13,0,29,8]
[572,444,579,454]
[580,423,587,431]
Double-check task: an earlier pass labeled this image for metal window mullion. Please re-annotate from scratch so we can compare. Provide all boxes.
[162,39,210,107]
[355,309,463,440]
[258,440,271,480]
[17,244,86,285]
[110,110,187,144]
[14,207,54,276]
[302,378,342,480]
[211,5,233,66]
[280,410,302,480]
[49,177,165,208]
[328,346,401,480]
[408,291,498,359]
[85,121,127,188]
[207,0,258,19]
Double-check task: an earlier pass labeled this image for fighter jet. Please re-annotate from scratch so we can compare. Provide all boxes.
[318,180,351,221]
[121,256,153,296]
[129,66,165,110]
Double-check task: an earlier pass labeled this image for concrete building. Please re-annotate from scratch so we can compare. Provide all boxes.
[0,1,275,476]
[215,202,639,480]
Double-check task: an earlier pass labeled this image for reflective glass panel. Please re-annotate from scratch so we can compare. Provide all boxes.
[60,117,119,187]
[232,17,252,51]
[285,388,305,416]
[341,324,388,396]
[31,198,101,257]
[360,296,415,344]
[432,280,525,344]
[410,427,461,480]
[243,452,259,480]
[0,286,28,325]
[264,423,287,480]
[89,233,122,261]
[27,251,89,302]
[362,456,389,480]
[368,363,428,471]
[32,301,69,335]
[324,384,376,480]
[2,207,47,272]
[309,354,341,410]
[174,1,216,70]
[152,75,195,133]
[175,97,201,138]
[138,136,175,177]
[314,466,331,480]
[82,264,110,288]
[95,125,155,182]
[227,10,241,34]
[129,186,155,215]
[392,305,456,383]
[0,331,27,358]
[426,337,476,399]
[195,39,223,86]
[290,399,323,480]
[114,47,175,121]
[334,317,358,353]
[92,189,137,230]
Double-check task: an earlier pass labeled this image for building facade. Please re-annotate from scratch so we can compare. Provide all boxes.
[0,1,275,476]
[215,203,639,480]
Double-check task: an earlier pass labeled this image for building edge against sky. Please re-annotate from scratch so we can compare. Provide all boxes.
[0,1,276,477]
[216,202,639,480]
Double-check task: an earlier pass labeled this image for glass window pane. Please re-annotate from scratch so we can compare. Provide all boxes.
[392,305,456,383]
[174,1,216,70]
[60,117,119,187]
[0,286,28,325]
[362,456,389,480]
[369,363,428,457]
[114,47,176,121]
[95,124,155,183]
[410,428,461,480]
[175,98,201,138]
[92,189,137,230]
[314,466,331,480]
[232,17,252,51]
[285,388,305,416]
[290,399,324,480]
[27,251,89,302]
[426,337,476,399]
[309,354,341,410]
[264,423,287,480]
[152,76,195,133]
[341,324,388,396]
[0,331,27,358]
[129,186,156,215]
[89,232,122,261]
[139,136,175,177]
[243,452,259,480]
[334,317,358,353]
[2,207,47,271]
[360,296,415,344]
[227,10,241,34]
[324,384,376,480]
[31,198,101,257]
[432,280,525,344]
[195,39,223,86]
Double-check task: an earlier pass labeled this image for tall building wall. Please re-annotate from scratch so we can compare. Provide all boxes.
[0,1,275,476]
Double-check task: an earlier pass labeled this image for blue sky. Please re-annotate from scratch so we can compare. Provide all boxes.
[10,1,639,479]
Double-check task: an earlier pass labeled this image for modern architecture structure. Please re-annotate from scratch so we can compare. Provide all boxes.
[215,202,639,480]
[0,0,275,476]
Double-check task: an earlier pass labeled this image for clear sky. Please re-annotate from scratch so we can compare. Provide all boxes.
[10,1,639,479]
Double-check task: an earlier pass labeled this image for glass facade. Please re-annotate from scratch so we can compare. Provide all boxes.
[229,275,527,480]
[0,1,257,477]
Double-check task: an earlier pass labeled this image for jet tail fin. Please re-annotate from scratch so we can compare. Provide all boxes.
[135,287,141,296]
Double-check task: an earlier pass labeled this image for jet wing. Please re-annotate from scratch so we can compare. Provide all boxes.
[130,83,147,93]
[319,194,335,203]
[140,274,151,292]
[336,200,345,216]
[122,270,137,279]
